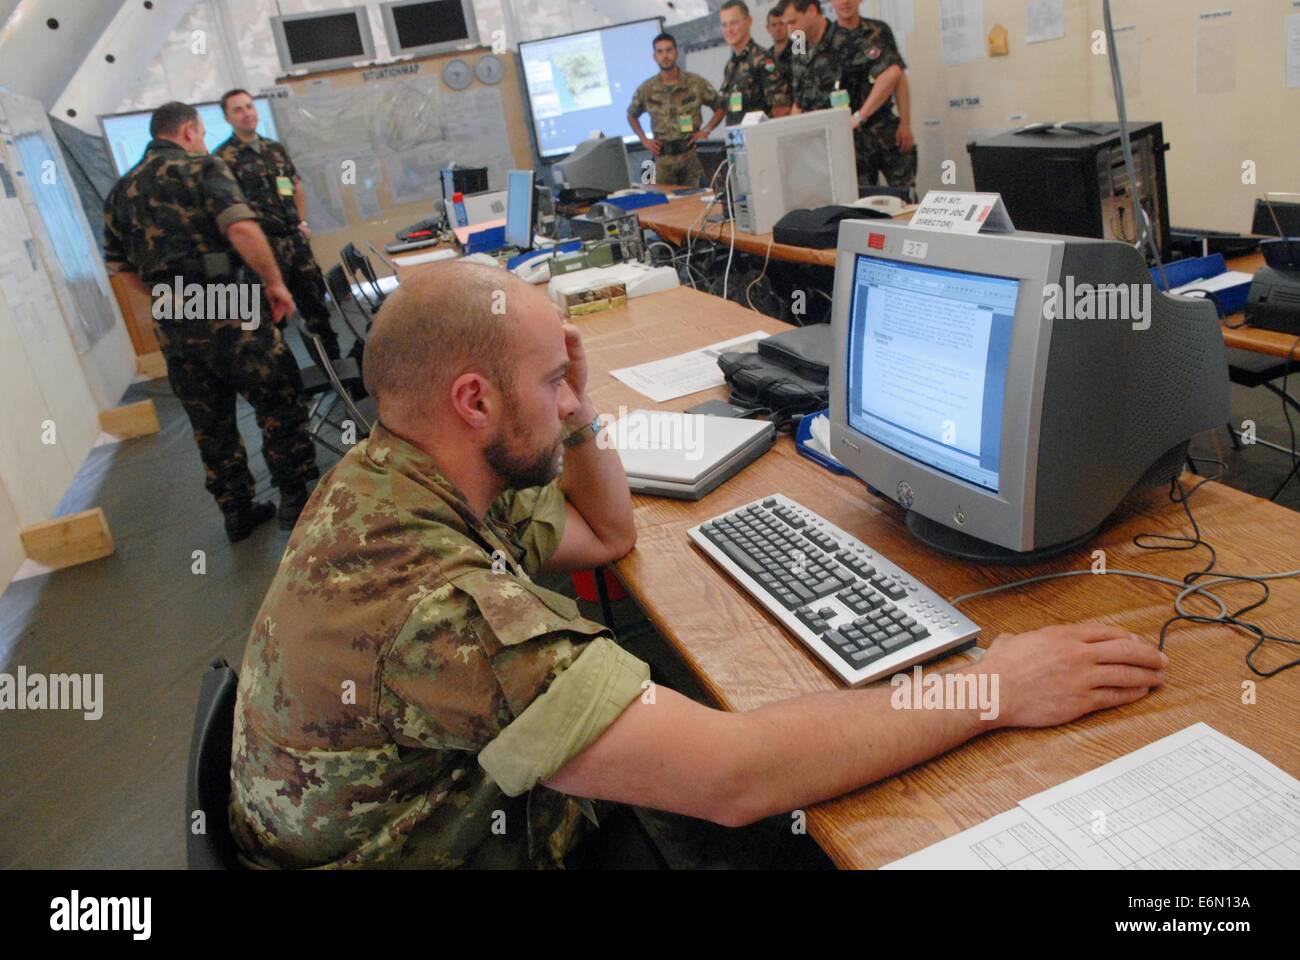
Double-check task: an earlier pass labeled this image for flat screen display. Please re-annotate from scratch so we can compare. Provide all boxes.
[519,18,664,159]
[283,13,367,64]
[392,1,471,49]
[100,98,280,177]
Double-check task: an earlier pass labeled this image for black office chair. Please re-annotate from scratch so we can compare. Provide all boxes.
[340,242,388,313]
[185,658,241,870]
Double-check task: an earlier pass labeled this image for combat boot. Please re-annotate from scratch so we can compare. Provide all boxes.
[224,501,276,543]
[278,486,311,531]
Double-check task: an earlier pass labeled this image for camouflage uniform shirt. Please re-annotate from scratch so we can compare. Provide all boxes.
[721,38,792,125]
[790,18,852,112]
[229,423,650,868]
[627,70,724,143]
[103,138,256,282]
[844,18,906,134]
[213,134,301,236]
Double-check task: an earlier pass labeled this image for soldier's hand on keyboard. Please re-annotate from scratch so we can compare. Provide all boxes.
[981,623,1167,729]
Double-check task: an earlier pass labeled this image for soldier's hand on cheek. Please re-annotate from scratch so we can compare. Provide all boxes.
[561,322,589,399]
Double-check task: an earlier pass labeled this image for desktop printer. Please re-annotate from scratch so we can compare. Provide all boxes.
[1244,238,1300,335]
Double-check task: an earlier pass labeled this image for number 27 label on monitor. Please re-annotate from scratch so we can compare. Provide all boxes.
[901,239,928,259]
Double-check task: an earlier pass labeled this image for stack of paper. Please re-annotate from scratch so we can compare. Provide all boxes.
[885,723,1300,869]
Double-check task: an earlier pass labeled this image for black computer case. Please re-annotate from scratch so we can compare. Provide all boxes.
[968,122,1171,260]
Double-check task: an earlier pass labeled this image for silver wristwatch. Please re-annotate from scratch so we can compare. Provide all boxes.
[562,415,603,448]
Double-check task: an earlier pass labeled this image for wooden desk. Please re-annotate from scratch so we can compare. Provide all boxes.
[636,206,1297,361]
[637,194,838,267]
[578,285,1300,869]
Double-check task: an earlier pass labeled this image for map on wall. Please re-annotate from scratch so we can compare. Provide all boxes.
[271,73,515,231]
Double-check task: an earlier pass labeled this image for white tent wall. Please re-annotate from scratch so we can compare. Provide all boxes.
[0,88,136,589]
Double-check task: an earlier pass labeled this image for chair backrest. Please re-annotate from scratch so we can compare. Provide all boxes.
[341,242,386,307]
[324,263,353,303]
[185,658,241,870]
[323,264,372,343]
[294,315,374,435]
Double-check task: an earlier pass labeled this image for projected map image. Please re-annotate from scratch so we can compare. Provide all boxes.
[552,37,612,111]
[519,18,665,157]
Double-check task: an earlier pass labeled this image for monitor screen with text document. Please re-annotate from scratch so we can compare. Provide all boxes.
[846,257,1018,494]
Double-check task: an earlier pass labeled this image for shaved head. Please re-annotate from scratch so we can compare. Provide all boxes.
[362,262,521,427]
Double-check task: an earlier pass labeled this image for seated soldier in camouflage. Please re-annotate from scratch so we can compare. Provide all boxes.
[230,262,1168,869]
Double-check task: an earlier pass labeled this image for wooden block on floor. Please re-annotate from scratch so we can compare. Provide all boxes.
[136,351,167,380]
[98,399,160,438]
[20,508,115,571]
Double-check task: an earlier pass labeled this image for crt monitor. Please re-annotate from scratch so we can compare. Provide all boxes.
[828,220,1229,563]
[552,135,630,195]
[505,170,535,250]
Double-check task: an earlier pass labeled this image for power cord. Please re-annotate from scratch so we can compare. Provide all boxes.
[1103,0,1168,289]
[949,460,1300,677]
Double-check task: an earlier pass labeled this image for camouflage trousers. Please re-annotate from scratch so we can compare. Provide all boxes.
[654,149,705,189]
[855,118,918,191]
[268,230,340,360]
[155,317,319,515]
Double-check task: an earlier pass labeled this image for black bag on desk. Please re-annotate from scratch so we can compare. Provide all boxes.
[772,205,890,249]
[718,324,831,417]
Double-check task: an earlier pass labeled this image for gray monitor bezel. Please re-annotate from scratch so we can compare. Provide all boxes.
[378,0,479,59]
[271,7,378,76]
[829,220,1065,553]
[505,169,535,249]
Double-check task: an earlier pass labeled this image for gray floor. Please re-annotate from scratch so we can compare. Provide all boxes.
[1,334,1296,868]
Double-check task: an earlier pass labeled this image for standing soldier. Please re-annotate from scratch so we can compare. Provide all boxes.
[829,0,917,191]
[766,2,794,88]
[627,32,725,187]
[103,102,319,542]
[782,0,850,114]
[215,89,341,360]
[719,1,791,126]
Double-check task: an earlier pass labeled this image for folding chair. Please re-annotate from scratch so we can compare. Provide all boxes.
[296,316,377,442]
[325,263,377,338]
[340,242,388,313]
[1224,348,1300,500]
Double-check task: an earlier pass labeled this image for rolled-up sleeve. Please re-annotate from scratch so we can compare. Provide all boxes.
[203,156,258,233]
[479,636,649,797]
[489,482,567,578]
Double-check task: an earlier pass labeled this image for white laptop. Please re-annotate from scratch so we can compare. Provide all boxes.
[607,411,775,500]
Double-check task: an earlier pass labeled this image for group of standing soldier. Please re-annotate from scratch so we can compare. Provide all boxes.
[103,93,336,542]
[628,0,916,193]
